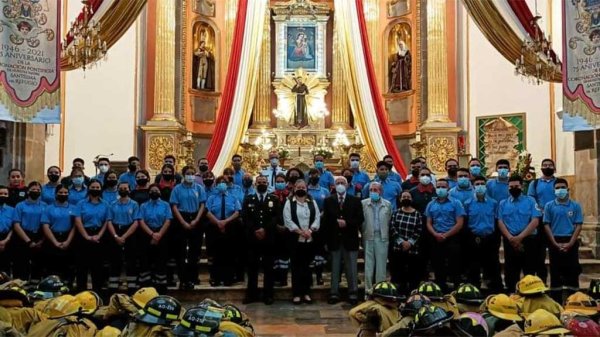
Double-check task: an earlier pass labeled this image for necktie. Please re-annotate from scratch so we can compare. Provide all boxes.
[220,194,226,219]
[272,168,276,186]
[260,194,265,203]
[339,196,344,208]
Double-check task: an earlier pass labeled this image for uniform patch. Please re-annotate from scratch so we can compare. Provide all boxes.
[268,201,273,208]
[568,211,574,217]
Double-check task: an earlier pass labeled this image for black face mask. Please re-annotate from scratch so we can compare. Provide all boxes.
[309,177,320,185]
[149,192,161,200]
[105,180,118,188]
[447,167,458,177]
[243,179,253,188]
[411,169,420,177]
[162,174,174,181]
[226,176,233,183]
[0,197,8,205]
[289,176,299,184]
[28,191,40,200]
[256,184,268,194]
[344,176,353,184]
[400,199,412,207]
[128,164,137,172]
[199,165,209,172]
[509,188,521,198]
[295,189,307,197]
[541,168,555,176]
[118,190,129,198]
[204,179,214,187]
[56,195,68,203]
[136,179,149,186]
[89,190,102,197]
[48,174,60,183]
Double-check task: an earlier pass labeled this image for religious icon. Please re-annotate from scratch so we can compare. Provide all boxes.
[387,0,409,17]
[291,77,310,128]
[192,25,215,91]
[389,37,411,93]
[193,0,215,17]
[286,26,316,71]
[273,69,328,128]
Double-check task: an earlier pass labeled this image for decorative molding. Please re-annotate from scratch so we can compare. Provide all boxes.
[148,135,176,170]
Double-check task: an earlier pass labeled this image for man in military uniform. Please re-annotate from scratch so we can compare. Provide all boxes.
[242,175,281,305]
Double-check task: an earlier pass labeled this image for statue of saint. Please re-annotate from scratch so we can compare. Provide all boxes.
[192,40,215,90]
[389,38,411,93]
[291,77,309,128]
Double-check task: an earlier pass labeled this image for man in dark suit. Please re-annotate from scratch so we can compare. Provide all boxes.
[322,176,365,304]
[242,175,281,305]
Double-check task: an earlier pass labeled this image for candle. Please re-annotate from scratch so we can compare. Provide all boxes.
[415,131,421,142]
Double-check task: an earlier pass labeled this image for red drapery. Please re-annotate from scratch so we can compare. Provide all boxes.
[205,0,248,167]
[355,0,408,177]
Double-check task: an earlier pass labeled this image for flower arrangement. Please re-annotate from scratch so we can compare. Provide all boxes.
[276,145,290,159]
[311,146,333,159]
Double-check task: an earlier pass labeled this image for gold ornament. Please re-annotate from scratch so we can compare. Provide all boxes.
[148,136,175,171]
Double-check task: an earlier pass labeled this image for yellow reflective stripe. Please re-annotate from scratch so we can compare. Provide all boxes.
[181,320,191,328]
[166,313,178,320]
[147,307,161,317]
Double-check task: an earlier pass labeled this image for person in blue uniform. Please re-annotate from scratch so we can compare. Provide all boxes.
[107,182,141,294]
[206,176,241,286]
[443,158,459,189]
[42,166,62,204]
[449,168,473,205]
[307,168,329,285]
[12,181,46,285]
[261,152,287,190]
[74,179,109,291]
[223,167,245,282]
[486,159,511,203]
[68,168,88,206]
[314,154,335,191]
[119,156,140,189]
[102,171,119,204]
[231,154,245,187]
[543,178,583,301]
[383,155,403,184]
[138,184,173,293]
[60,158,91,187]
[130,169,151,205]
[92,157,111,184]
[241,173,256,199]
[497,175,542,293]
[362,161,402,211]
[273,173,292,286]
[425,178,465,292]
[307,169,330,210]
[0,186,14,275]
[468,158,483,178]
[7,168,27,207]
[41,184,76,286]
[464,176,503,293]
[170,165,206,290]
[349,153,370,189]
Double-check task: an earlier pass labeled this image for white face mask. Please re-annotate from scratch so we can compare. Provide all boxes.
[335,184,346,194]
[184,175,195,183]
[98,165,109,173]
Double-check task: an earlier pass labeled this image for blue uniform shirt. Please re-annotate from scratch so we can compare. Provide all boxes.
[74,199,109,229]
[498,195,542,236]
[449,186,474,206]
[170,183,207,213]
[227,184,245,204]
[0,205,15,234]
[206,192,241,220]
[233,169,245,187]
[241,186,256,199]
[41,184,59,205]
[41,203,76,234]
[14,200,46,233]
[425,198,465,234]
[352,170,371,188]
[102,189,118,205]
[346,184,358,197]
[444,177,458,190]
[465,197,497,237]
[543,199,583,237]
[68,186,88,206]
[118,172,137,190]
[107,199,141,227]
[92,173,106,185]
[140,199,173,230]
[528,177,557,209]
[307,185,330,210]
[388,171,403,184]
[318,170,335,190]
[486,179,510,203]
[362,179,402,211]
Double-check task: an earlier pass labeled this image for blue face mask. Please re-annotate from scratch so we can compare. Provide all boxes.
[474,185,487,195]
[72,177,84,186]
[458,177,471,188]
[470,166,481,176]
[270,158,279,167]
[217,183,228,193]
[370,192,380,202]
[498,168,509,178]
[350,160,360,169]
[555,188,568,199]
[275,182,286,191]
[436,188,448,198]
[184,175,195,183]
[315,161,324,170]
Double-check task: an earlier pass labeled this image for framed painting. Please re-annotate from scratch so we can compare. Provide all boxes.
[286,25,317,71]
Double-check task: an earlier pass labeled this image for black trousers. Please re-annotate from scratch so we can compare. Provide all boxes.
[246,240,275,299]
[466,232,504,292]
[108,226,139,292]
[175,212,202,285]
[12,231,43,284]
[431,235,461,292]
[44,232,74,287]
[76,228,106,291]
[0,232,11,275]
[230,220,246,282]
[548,236,581,299]
[389,248,420,296]
[291,241,314,297]
[418,226,433,282]
[139,228,169,293]
[208,225,235,284]
[274,227,292,284]
[503,235,539,293]
[535,220,548,283]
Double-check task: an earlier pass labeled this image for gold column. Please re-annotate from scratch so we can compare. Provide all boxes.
[152,0,177,122]
[332,16,349,126]
[424,0,451,124]
[252,6,272,126]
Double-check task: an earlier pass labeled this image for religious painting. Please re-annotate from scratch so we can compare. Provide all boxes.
[387,22,412,93]
[191,21,215,91]
[387,0,410,17]
[193,0,215,17]
[286,26,317,71]
[476,114,526,173]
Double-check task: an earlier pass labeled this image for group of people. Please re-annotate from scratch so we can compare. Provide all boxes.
[0,150,583,307]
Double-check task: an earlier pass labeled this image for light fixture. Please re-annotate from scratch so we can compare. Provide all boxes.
[61,0,107,72]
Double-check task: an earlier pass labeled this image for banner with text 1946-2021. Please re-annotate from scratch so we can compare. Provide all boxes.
[0,0,60,124]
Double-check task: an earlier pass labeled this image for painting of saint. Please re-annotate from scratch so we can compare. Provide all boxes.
[389,35,411,93]
[286,26,316,71]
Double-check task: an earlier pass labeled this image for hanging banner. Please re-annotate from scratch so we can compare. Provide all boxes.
[0,0,60,123]
[563,0,600,123]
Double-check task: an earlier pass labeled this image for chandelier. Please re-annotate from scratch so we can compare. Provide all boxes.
[514,2,561,85]
[61,0,107,71]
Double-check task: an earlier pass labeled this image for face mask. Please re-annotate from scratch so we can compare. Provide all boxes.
[436,188,448,198]
[184,175,195,183]
[0,197,8,205]
[474,185,487,195]
[344,176,353,184]
[555,188,568,199]
[270,159,279,167]
[162,174,174,181]
[128,164,137,172]
[136,178,149,186]
[509,188,521,198]
[204,179,214,187]
[118,190,129,198]
[48,174,60,183]
[199,165,209,172]
[28,191,40,200]
[89,189,102,197]
[335,184,346,194]
[289,176,299,184]
[350,160,360,169]
[470,166,481,176]
[458,177,470,188]
[400,199,412,207]
[217,183,228,193]
[256,184,268,193]
[72,177,84,186]
[542,168,555,177]
[56,195,68,203]
[315,161,324,170]
[275,182,286,191]
[98,165,109,174]
[150,192,161,200]
[295,189,307,197]
[243,179,253,188]
[309,177,320,185]
[497,168,509,178]
[370,192,381,202]
[225,176,234,183]
[447,167,458,177]
[419,176,432,185]
[105,180,118,188]
[411,169,420,177]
